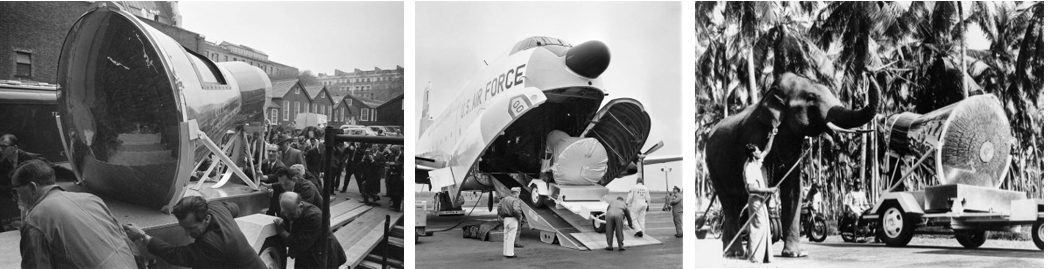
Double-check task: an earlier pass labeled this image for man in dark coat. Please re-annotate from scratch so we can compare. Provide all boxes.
[386,146,404,211]
[0,134,47,231]
[275,192,346,268]
[263,166,320,216]
[339,143,360,193]
[124,196,266,269]
[256,145,287,217]
[303,139,322,181]
[283,165,323,211]
[278,136,307,172]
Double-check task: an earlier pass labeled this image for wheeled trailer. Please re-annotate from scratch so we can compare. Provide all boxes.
[868,95,1043,250]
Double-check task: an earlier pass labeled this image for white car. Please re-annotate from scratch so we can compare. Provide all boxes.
[341,125,375,136]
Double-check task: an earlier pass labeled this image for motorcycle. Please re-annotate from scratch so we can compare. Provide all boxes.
[800,205,828,242]
[696,208,723,239]
[838,208,878,243]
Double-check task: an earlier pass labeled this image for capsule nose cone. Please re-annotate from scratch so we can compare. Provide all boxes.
[565,40,610,79]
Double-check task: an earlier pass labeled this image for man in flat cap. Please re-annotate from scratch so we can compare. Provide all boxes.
[497,187,526,258]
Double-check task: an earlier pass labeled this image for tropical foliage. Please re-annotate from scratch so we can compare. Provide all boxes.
[696,1,1043,216]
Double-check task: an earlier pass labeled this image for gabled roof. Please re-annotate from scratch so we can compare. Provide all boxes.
[342,94,384,108]
[303,85,323,97]
[270,79,299,98]
[303,85,333,103]
[332,94,349,108]
[377,94,404,109]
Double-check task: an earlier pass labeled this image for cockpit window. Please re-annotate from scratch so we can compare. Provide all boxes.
[510,36,572,55]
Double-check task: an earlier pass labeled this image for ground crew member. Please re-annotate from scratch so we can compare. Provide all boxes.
[275,192,347,268]
[626,178,651,237]
[124,196,266,268]
[13,160,140,268]
[604,196,633,251]
[498,187,525,258]
[670,186,684,238]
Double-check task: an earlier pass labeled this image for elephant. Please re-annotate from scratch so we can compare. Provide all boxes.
[705,72,878,257]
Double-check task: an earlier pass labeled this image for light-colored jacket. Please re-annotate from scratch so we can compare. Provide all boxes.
[21,186,138,269]
[626,183,650,206]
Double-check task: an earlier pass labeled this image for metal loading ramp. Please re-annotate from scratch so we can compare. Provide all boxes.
[489,174,661,250]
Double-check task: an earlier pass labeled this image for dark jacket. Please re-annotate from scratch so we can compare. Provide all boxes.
[147,202,265,269]
[283,203,346,268]
[280,148,306,171]
[260,159,286,184]
[304,146,322,175]
[297,180,323,208]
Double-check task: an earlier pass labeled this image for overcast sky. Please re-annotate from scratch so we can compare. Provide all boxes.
[179,1,404,75]
[415,2,684,192]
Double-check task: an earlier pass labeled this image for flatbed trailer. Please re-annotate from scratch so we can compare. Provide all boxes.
[864,95,1043,250]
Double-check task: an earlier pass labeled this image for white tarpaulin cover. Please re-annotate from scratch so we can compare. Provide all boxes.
[547,130,608,186]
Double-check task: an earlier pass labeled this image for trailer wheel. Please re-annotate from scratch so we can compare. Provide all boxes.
[592,215,606,233]
[877,203,914,247]
[529,185,547,208]
[258,236,286,269]
[1034,219,1043,251]
[954,230,986,249]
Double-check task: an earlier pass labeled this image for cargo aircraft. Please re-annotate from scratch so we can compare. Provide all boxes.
[415,36,680,249]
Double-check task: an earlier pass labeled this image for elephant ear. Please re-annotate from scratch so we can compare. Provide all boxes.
[755,90,784,128]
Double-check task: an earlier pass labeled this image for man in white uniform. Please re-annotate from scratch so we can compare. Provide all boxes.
[626,178,651,237]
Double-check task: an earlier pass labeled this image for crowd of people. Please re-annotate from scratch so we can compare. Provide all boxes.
[0,124,403,268]
[259,128,405,212]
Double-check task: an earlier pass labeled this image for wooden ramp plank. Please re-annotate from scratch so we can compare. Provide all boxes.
[570,230,662,250]
[332,206,372,229]
[335,207,403,268]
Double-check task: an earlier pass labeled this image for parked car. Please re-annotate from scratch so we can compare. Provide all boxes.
[341,125,375,136]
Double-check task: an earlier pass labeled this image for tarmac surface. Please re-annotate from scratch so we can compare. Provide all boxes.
[416,193,684,269]
[694,233,1044,267]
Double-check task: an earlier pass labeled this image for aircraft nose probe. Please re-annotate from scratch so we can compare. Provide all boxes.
[565,40,611,79]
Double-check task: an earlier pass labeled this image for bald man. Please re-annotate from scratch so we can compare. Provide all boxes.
[274,192,346,269]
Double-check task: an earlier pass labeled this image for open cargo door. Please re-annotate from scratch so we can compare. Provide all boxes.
[580,98,650,186]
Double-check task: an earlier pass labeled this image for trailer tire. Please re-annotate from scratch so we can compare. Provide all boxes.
[1034,219,1043,251]
[877,203,915,247]
[529,185,547,208]
[954,230,986,249]
[258,236,286,269]
[593,215,606,233]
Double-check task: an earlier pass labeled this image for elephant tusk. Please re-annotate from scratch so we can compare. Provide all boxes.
[826,122,873,133]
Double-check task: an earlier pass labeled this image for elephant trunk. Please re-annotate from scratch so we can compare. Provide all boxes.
[826,80,880,129]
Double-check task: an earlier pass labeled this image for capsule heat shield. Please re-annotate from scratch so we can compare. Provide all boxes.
[886,95,1013,188]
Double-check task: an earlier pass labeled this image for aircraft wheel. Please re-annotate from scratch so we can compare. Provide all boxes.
[877,203,914,247]
[530,185,547,208]
[593,215,607,233]
[1034,219,1043,251]
[954,230,986,249]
